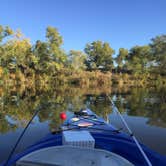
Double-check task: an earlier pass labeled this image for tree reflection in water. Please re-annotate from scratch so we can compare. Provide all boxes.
[0,86,166,133]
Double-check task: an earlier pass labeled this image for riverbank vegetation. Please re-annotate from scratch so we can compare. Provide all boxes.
[0,25,166,89]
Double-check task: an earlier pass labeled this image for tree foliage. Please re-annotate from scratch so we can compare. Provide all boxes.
[0,29,32,75]
[0,24,166,87]
[125,45,151,74]
[0,25,13,42]
[33,27,67,74]
[85,41,114,71]
[68,50,86,71]
[150,35,166,75]
[115,48,128,71]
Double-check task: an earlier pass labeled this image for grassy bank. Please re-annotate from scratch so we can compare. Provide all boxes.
[1,70,166,93]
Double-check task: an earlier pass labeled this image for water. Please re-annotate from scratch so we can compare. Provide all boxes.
[0,86,166,163]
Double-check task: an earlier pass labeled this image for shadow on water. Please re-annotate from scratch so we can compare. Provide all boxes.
[0,85,166,162]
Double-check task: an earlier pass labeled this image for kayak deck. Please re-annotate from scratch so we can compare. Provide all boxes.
[16,146,134,166]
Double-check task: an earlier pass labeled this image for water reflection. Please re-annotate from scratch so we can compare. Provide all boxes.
[0,86,166,132]
[0,86,166,162]
[119,87,166,128]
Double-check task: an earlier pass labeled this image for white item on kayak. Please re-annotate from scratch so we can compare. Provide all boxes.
[16,146,134,166]
[62,130,95,148]
[71,117,80,122]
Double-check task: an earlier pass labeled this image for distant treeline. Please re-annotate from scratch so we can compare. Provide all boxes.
[0,25,166,88]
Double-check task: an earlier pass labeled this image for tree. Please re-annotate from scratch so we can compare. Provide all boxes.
[46,26,66,65]
[0,26,13,67]
[125,45,151,74]
[34,27,67,74]
[150,35,166,75]
[84,41,114,71]
[46,26,63,47]
[1,30,32,74]
[0,25,13,42]
[115,48,128,72]
[68,50,86,71]
[34,40,50,71]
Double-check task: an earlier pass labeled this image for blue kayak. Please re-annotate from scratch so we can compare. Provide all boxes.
[1,109,166,166]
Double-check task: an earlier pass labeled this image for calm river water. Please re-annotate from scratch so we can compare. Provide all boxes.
[0,86,166,163]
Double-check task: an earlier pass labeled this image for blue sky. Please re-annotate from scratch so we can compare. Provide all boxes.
[1,0,166,55]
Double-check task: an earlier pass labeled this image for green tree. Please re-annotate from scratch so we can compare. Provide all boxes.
[150,35,166,75]
[84,41,114,71]
[46,26,66,66]
[34,27,67,74]
[1,30,32,75]
[0,25,13,42]
[68,50,86,71]
[0,26,13,67]
[125,45,151,74]
[115,48,128,72]
[34,40,50,72]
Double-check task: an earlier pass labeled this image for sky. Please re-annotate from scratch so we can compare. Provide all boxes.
[0,0,166,56]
